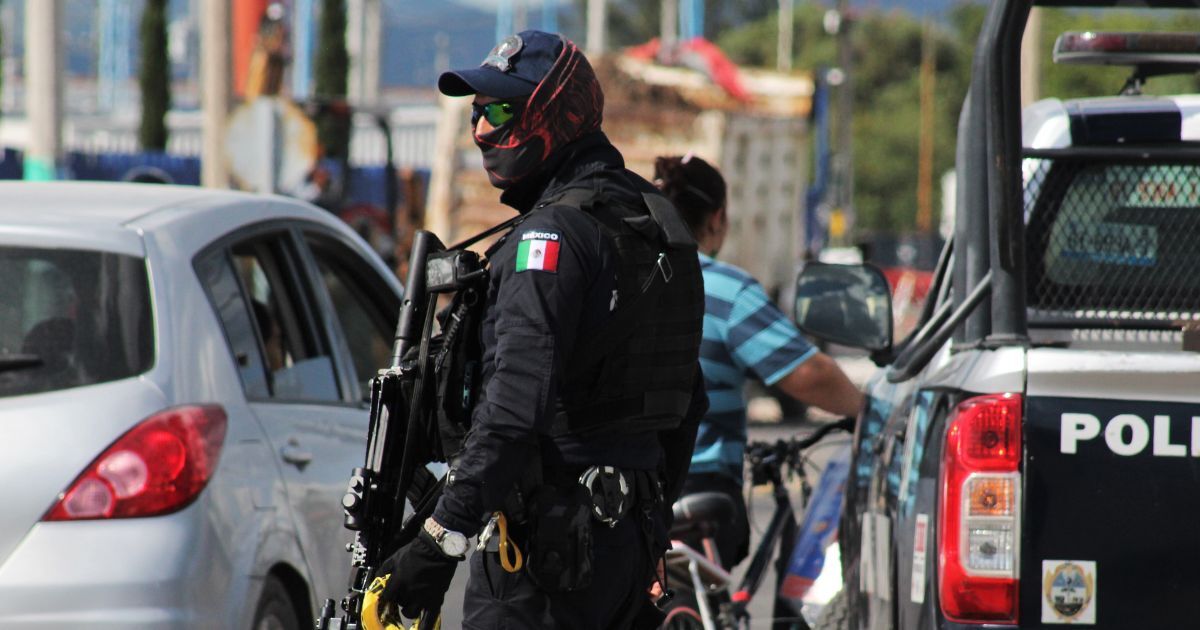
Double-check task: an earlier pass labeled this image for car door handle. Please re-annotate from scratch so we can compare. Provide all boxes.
[281,440,314,468]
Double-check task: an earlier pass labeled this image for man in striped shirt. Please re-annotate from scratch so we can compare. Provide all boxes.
[655,155,863,569]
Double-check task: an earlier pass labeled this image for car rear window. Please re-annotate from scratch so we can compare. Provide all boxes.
[0,247,153,397]
[1026,160,1200,320]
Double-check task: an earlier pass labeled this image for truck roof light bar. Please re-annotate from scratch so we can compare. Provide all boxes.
[1054,31,1200,67]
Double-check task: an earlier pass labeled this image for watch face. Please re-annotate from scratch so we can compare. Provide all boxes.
[442,532,469,557]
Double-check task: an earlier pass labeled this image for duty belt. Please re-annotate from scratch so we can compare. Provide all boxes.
[481,464,657,554]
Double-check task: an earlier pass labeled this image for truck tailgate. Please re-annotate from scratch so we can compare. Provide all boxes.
[1023,348,1200,628]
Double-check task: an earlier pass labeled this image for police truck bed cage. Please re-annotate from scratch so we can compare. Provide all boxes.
[898,0,1200,385]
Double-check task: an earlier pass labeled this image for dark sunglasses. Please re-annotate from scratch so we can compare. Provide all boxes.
[471,101,519,128]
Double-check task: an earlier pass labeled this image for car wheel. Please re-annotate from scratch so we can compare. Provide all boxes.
[253,576,302,630]
[814,588,850,630]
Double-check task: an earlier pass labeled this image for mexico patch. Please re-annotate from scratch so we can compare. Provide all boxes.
[1041,560,1096,624]
[516,230,560,273]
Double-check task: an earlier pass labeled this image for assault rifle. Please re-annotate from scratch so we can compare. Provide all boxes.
[317,228,490,630]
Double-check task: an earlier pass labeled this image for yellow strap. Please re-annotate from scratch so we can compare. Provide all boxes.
[362,575,404,630]
[362,573,443,630]
[496,511,524,573]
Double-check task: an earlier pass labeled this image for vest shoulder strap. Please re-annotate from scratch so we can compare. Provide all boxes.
[641,191,696,250]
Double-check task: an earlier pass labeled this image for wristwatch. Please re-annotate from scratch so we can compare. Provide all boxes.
[423,517,469,559]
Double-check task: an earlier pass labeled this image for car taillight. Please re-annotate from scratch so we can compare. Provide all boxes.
[938,393,1021,624]
[43,405,228,521]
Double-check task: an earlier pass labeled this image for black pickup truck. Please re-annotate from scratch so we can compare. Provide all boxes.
[794,2,1200,628]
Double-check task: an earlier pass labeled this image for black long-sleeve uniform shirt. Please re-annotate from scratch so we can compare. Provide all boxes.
[433,133,706,535]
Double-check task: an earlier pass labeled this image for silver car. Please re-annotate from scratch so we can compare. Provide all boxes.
[0,182,402,629]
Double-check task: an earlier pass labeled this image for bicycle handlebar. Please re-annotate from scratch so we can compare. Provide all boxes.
[743,416,855,485]
[746,416,854,456]
[793,416,855,449]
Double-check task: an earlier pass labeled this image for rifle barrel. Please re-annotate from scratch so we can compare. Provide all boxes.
[392,230,445,366]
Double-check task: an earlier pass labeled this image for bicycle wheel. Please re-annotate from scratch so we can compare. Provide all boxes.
[662,606,705,630]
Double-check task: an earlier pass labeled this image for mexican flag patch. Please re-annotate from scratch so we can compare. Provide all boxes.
[516,230,561,273]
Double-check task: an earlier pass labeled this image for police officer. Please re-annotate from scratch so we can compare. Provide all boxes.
[376,30,707,629]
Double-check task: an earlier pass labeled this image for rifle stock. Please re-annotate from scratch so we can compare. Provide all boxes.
[317,230,448,630]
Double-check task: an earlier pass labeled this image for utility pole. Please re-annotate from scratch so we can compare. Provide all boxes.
[587,0,607,56]
[833,0,854,243]
[364,0,382,106]
[661,0,678,48]
[778,0,794,72]
[542,0,558,33]
[347,0,381,107]
[916,21,936,234]
[825,0,854,243]
[25,0,62,181]
[514,0,528,32]
[201,0,231,188]
[435,32,450,74]
[1020,7,1042,109]
[98,0,133,113]
[497,0,513,41]
[293,0,316,99]
[679,0,703,40]
[1,2,15,113]
[426,95,468,241]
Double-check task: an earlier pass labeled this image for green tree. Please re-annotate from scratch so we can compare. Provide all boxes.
[718,3,837,69]
[717,2,1200,237]
[846,12,969,233]
[315,0,351,160]
[138,0,170,151]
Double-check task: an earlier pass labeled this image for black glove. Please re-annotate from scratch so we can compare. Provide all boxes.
[377,531,462,620]
[630,597,668,629]
[834,416,857,433]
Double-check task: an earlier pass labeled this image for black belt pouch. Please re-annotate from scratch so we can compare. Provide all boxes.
[524,483,594,592]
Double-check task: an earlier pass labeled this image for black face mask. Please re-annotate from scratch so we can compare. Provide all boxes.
[473,39,604,191]
[474,124,547,190]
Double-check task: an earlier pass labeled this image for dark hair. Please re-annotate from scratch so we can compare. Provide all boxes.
[653,154,726,235]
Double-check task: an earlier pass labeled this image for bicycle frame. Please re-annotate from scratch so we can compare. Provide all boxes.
[664,543,734,630]
[662,420,852,630]
[733,443,807,627]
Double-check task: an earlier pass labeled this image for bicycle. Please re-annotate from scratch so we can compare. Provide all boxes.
[660,418,854,630]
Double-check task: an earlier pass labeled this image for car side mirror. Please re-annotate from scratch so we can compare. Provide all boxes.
[794,262,893,355]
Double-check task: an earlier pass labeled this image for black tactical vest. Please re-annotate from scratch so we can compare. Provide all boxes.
[549,181,704,437]
[432,179,703,457]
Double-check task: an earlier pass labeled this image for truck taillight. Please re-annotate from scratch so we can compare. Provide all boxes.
[43,405,227,521]
[939,393,1021,624]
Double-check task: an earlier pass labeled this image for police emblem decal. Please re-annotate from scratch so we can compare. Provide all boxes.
[1041,560,1097,624]
[483,34,524,73]
[516,230,560,273]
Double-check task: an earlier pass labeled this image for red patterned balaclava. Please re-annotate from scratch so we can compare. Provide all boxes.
[473,38,605,190]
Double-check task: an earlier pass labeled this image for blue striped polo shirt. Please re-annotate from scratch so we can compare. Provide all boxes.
[691,253,817,481]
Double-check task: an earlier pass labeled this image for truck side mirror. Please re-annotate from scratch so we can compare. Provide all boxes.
[794,262,893,354]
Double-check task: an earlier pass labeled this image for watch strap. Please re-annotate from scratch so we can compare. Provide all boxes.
[423,517,467,559]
